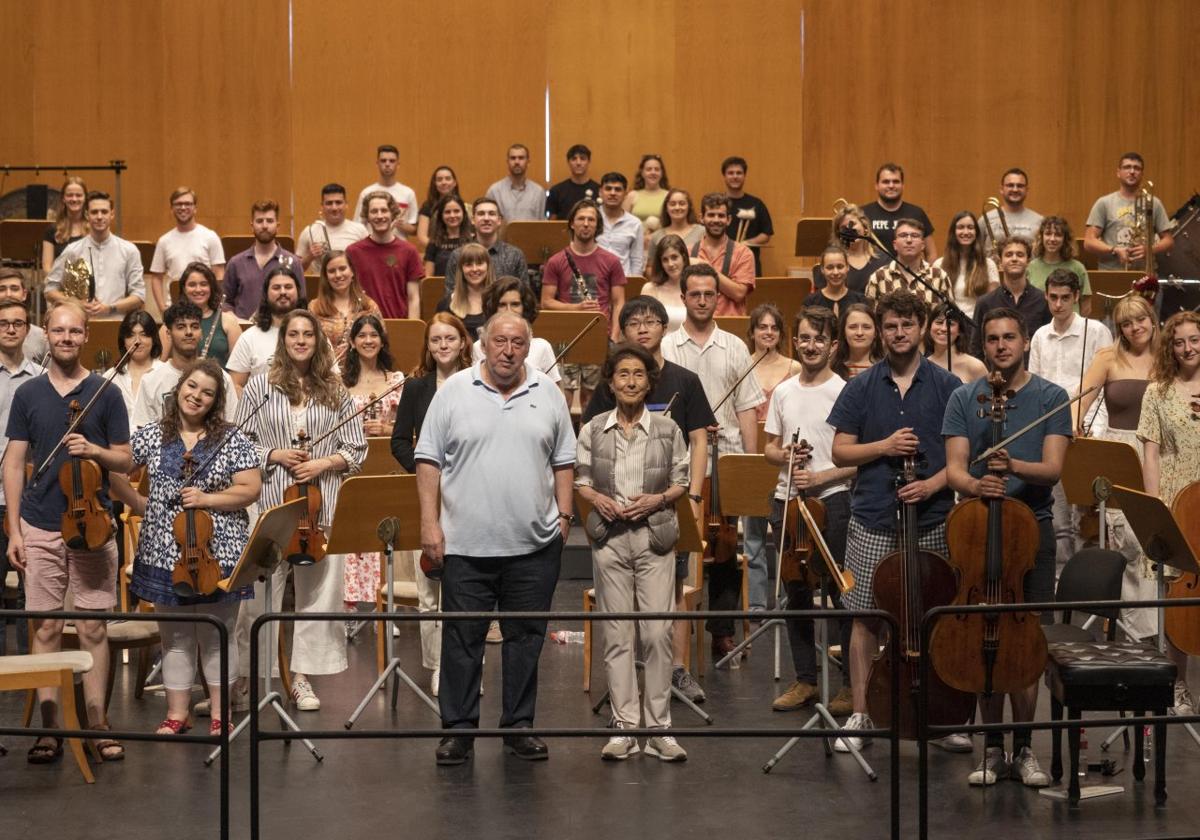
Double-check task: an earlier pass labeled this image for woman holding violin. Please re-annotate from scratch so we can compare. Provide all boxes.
[121,358,261,736]
[1138,311,1200,715]
[341,313,403,612]
[236,310,366,712]
[942,307,1071,788]
[763,306,856,715]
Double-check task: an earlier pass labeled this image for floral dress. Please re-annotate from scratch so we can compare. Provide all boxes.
[343,370,405,604]
[128,424,260,606]
[1137,382,1200,509]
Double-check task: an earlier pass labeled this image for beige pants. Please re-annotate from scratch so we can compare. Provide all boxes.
[593,525,675,729]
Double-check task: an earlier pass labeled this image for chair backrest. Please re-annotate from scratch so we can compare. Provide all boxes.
[1056,547,1126,623]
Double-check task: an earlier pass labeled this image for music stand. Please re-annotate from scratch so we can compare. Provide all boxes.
[80,319,121,371]
[331,475,439,729]
[382,318,425,376]
[203,498,317,765]
[1062,438,1143,551]
[794,218,833,259]
[1088,270,1143,318]
[575,492,712,725]
[504,220,569,266]
[1110,484,1200,749]
[534,311,609,367]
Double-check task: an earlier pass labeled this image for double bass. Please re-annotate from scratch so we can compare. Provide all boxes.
[929,372,1047,696]
[867,454,975,737]
[1166,481,1200,654]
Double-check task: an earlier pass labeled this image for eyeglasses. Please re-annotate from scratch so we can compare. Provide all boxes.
[0,319,27,331]
[624,318,662,330]
[895,232,924,241]
[794,335,829,347]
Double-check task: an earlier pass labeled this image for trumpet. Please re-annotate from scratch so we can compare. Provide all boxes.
[1130,181,1156,273]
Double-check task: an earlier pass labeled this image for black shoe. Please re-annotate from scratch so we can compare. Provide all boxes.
[435,735,473,765]
[504,733,549,760]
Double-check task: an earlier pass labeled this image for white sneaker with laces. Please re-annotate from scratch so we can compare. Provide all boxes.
[833,712,873,753]
[645,734,687,762]
[932,732,973,753]
[291,676,321,711]
[601,734,640,760]
[1012,746,1049,787]
[967,746,1009,786]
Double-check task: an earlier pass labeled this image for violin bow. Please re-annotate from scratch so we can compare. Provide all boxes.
[309,377,405,448]
[970,384,1101,466]
[548,315,603,371]
[659,392,679,416]
[32,339,141,484]
[710,350,769,415]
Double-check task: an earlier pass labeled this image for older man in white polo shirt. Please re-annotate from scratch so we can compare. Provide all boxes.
[416,310,575,767]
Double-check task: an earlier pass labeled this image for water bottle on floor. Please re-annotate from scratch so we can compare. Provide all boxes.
[1143,725,1153,764]
[550,630,585,644]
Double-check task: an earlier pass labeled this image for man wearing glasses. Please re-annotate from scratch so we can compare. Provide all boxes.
[864,218,951,309]
[0,268,48,363]
[147,187,226,313]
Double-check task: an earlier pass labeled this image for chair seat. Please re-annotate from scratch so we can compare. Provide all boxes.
[0,650,93,675]
[62,620,160,643]
[1047,641,1176,710]
[379,581,420,601]
[1042,623,1095,646]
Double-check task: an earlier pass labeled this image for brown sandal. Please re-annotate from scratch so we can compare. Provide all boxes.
[27,736,63,764]
[92,725,125,761]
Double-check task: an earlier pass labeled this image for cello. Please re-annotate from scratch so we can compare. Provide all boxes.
[867,454,975,737]
[929,372,1047,696]
[779,431,825,589]
[171,451,221,598]
[1166,481,1200,654]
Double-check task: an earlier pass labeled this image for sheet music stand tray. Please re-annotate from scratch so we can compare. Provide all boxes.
[328,475,439,729]
[204,498,317,765]
[1062,438,1144,550]
[534,311,609,367]
[505,220,569,266]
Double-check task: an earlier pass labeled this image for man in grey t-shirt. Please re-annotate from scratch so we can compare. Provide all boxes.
[1084,152,1174,271]
[978,167,1043,256]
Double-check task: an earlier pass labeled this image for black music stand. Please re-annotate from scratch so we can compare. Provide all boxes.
[203,498,316,765]
[333,475,439,729]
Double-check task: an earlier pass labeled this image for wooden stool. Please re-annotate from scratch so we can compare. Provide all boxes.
[1,650,96,783]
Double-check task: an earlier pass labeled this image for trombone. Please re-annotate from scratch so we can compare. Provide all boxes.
[981,197,1010,256]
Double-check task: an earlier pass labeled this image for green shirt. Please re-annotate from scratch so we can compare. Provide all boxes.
[1027,257,1090,313]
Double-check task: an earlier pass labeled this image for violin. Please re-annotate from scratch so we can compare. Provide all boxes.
[171,451,221,598]
[779,432,825,589]
[702,428,738,565]
[1166,481,1200,655]
[59,398,113,551]
[283,430,326,566]
[929,371,1047,696]
[866,454,974,738]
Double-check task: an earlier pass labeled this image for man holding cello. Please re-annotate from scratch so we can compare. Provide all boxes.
[943,307,1070,787]
[3,300,131,763]
[762,305,855,714]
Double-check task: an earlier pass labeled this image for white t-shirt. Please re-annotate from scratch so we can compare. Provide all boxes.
[471,336,561,383]
[354,182,419,233]
[131,360,239,429]
[226,325,279,378]
[149,224,225,279]
[296,218,369,259]
[763,373,850,502]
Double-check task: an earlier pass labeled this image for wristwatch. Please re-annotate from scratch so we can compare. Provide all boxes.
[557,511,574,524]
[108,304,117,316]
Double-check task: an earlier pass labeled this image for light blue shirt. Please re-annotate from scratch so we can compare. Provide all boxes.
[0,356,40,507]
[596,210,645,276]
[415,361,575,556]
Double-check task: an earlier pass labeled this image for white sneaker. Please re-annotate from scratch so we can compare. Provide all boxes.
[487,620,503,644]
[431,668,440,698]
[645,734,687,762]
[932,732,973,753]
[193,698,212,718]
[967,746,1010,786]
[601,732,640,761]
[833,712,873,753]
[230,679,250,713]
[1174,680,1195,716]
[1012,746,1049,788]
[291,676,320,711]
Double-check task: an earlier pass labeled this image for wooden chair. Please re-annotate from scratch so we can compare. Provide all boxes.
[1088,270,1143,318]
[714,316,751,350]
[718,453,783,641]
[382,318,425,376]
[419,276,444,322]
[624,275,645,300]
[361,437,400,476]
[79,319,121,372]
[60,592,159,711]
[2,650,97,783]
[579,492,704,692]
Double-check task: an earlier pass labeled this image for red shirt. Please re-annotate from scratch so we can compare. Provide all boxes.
[542,246,626,322]
[346,237,424,318]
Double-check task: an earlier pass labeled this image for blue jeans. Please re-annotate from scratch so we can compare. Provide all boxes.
[742,516,770,613]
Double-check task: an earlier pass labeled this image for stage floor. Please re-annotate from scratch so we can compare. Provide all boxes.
[1,579,1196,839]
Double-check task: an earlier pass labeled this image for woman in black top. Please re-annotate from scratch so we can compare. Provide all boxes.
[813,203,887,294]
[41,176,88,271]
[436,242,492,340]
[804,245,866,321]
[422,194,474,279]
[416,165,465,251]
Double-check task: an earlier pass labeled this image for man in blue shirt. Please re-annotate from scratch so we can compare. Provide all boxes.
[944,307,1071,788]
[827,290,961,753]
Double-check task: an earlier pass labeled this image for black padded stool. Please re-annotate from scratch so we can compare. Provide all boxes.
[1045,640,1174,806]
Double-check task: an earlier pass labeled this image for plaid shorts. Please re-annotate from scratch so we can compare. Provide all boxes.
[841,517,949,614]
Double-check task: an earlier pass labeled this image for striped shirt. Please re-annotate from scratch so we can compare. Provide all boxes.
[662,325,764,459]
[236,374,367,531]
[864,259,951,308]
[575,408,689,503]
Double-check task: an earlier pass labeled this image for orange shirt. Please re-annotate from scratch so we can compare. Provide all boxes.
[694,237,756,315]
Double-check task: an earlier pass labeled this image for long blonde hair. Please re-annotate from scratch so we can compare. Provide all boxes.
[449,243,493,319]
[268,310,345,410]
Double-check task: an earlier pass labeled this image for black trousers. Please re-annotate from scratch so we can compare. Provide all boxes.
[705,543,743,637]
[769,492,852,686]
[439,536,562,732]
[0,504,28,654]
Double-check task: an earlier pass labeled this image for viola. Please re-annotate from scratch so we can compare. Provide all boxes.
[867,454,975,738]
[1166,481,1200,655]
[171,451,221,598]
[702,428,738,565]
[929,372,1047,696]
[283,430,326,566]
[59,399,113,551]
[779,432,825,589]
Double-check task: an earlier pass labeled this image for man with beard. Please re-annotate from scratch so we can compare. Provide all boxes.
[944,308,1070,787]
[296,183,369,270]
[969,237,1050,359]
[541,199,626,407]
[132,300,239,427]
[417,311,575,765]
[442,198,528,298]
[763,306,856,715]
[4,301,131,762]
[861,163,936,259]
[864,218,951,309]
[689,194,755,316]
[827,290,959,754]
[227,268,301,389]
[220,200,304,320]
[346,191,424,319]
[486,143,546,222]
[147,186,226,312]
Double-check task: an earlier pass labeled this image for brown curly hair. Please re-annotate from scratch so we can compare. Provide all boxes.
[159,358,232,443]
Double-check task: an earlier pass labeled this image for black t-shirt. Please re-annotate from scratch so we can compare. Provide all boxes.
[546,179,600,220]
[803,288,867,321]
[435,296,485,340]
[813,253,889,295]
[726,194,773,275]
[861,201,934,254]
[424,239,465,278]
[42,225,83,259]
[582,359,715,436]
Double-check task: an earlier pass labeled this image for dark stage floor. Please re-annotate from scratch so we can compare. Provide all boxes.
[1,579,1196,839]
